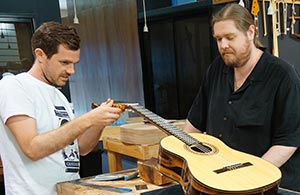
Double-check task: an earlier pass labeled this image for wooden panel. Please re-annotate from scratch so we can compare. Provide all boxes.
[63,0,144,116]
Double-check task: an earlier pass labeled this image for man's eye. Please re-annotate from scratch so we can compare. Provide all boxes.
[227,36,234,40]
[214,37,221,42]
[61,61,69,65]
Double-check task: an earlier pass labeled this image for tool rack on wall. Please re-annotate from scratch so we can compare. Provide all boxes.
[266,0,300,56]
[214,0,300,57]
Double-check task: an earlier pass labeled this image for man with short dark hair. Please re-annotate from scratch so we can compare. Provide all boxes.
[0,21,122,195]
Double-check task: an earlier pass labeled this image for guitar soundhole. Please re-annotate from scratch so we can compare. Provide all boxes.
[186,142,217,155]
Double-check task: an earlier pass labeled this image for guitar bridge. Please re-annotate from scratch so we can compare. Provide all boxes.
[214,162,253,174]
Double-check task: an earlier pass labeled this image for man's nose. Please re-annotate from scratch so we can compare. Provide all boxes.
[66,64,75,75]
[220,39,229,49]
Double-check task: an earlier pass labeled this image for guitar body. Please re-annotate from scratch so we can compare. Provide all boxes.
[158,133,281,195]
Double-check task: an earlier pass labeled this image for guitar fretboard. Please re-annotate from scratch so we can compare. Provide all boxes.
[128,104,201,146]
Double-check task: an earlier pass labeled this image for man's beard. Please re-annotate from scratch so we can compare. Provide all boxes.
[222,52,239,68]
[221,41,251,68]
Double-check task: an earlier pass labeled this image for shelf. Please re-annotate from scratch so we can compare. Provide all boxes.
[138,1,212,20]
[264,0,300,4]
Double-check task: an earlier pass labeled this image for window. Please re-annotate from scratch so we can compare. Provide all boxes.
[0,17,34,79]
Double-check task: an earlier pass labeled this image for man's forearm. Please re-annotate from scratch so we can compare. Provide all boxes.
[262,145,297,167]
[78,125,105,155]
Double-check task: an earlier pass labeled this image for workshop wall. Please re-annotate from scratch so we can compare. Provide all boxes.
[0,0,61,27]
[137,1,300,119]
[63,0,145,116]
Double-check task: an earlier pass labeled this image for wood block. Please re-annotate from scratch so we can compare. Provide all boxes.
[99,126,120,141]
[120,120,185,145]
[103,134,160,160]
[137,158,173,186]
[120,122,167,145]
[99,117,144,141]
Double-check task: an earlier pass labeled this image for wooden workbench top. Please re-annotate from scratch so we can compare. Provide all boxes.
[56,176,181,195]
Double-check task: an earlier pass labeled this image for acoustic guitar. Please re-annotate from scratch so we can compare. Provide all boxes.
[92,102,282,195]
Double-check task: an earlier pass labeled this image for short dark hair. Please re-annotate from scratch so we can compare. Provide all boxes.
[31,21,80,58]
[211,3,263,48]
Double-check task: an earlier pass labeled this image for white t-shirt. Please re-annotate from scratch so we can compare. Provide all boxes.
[0,73,80,195]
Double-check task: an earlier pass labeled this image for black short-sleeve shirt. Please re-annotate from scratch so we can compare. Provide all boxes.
[187,50,300,191]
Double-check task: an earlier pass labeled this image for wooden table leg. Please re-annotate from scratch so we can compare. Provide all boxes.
[107,151,122,172]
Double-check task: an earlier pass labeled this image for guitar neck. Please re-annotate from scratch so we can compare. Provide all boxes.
[91,101,201,146]
[128,104,199,146]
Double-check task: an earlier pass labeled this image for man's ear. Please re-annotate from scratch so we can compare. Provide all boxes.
[247,24,256,41]
[34,48,47,61]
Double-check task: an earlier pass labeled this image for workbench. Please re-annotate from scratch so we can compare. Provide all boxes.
[102,134,159,172]
[55,172,300,195]
[56,175,183,195]
[56,178,300,195]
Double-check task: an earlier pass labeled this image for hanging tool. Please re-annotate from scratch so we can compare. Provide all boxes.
[251,0,260,35]
[262,0,267,36]
[142,0,148,32]
[276,0,288,36]
[239,0,245,7]
[275,0,281,36]
[270,0,279,56]
[282,0,288,35]
[267,0,275,15]
[290,0,296,35]
[267,0,275,41]
[289,0,300,39]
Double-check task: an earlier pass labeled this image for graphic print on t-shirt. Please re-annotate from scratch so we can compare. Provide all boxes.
[54,106,80,173]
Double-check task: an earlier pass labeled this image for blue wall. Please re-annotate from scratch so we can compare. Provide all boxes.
[0,0,61,29]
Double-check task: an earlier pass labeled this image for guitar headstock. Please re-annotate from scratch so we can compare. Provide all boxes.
[91,102,138,112]
[112,103,129,112]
